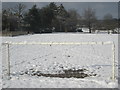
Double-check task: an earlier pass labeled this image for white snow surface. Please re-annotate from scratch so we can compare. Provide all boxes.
[1,33,119,88]
[0,37,2,90]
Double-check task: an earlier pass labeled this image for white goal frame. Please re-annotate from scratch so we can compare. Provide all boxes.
[2,41,116,81]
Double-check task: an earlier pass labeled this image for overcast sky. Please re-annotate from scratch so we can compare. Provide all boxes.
[2,2,118,19]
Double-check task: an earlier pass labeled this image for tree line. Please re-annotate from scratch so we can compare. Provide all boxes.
[2,2,119,34]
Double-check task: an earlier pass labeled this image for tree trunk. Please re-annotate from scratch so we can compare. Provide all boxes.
[65,27,67,32]
[112,30,114,34]
[108,30,110,34]
[89,28,92,33]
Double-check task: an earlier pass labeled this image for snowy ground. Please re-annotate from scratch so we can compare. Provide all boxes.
[0,36,2,89]
[1,33,119,88]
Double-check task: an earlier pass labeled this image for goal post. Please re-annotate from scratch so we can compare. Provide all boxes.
[2,41,116,81]
[2,43,10,76]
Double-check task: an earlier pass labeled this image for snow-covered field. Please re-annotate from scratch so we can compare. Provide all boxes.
[1,33,119,88]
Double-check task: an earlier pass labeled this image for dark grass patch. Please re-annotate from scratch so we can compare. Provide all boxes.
[21,68,97,78]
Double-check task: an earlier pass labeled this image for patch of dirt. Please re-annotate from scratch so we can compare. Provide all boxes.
[20,68,97,78]
[67,55,70,57]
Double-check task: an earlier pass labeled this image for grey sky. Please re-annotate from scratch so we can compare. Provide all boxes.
[2,2,118,19]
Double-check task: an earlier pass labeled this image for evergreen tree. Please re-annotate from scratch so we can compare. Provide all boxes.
[49,2,58,17]
[24,5,41,33]
[56,4,69,32]
[40,6,54,28]
[39,3,58,30]
[48,2,58,31]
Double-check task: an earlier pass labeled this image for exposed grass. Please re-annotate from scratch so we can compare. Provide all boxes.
[20,68,97,78]
[0,31,29,36]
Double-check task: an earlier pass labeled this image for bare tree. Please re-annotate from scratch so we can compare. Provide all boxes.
[83,7,96,33]
[67,9,80,24]
[103,13,117,34]
[3,8,20,31]
[66,9,81,32]
[12,3,26,31]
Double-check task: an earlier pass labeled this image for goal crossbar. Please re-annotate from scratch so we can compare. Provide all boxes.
[2,41,113,45]
[2,41,116,82]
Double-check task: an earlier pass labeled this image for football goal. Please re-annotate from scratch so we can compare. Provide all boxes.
[2,41,116,81]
